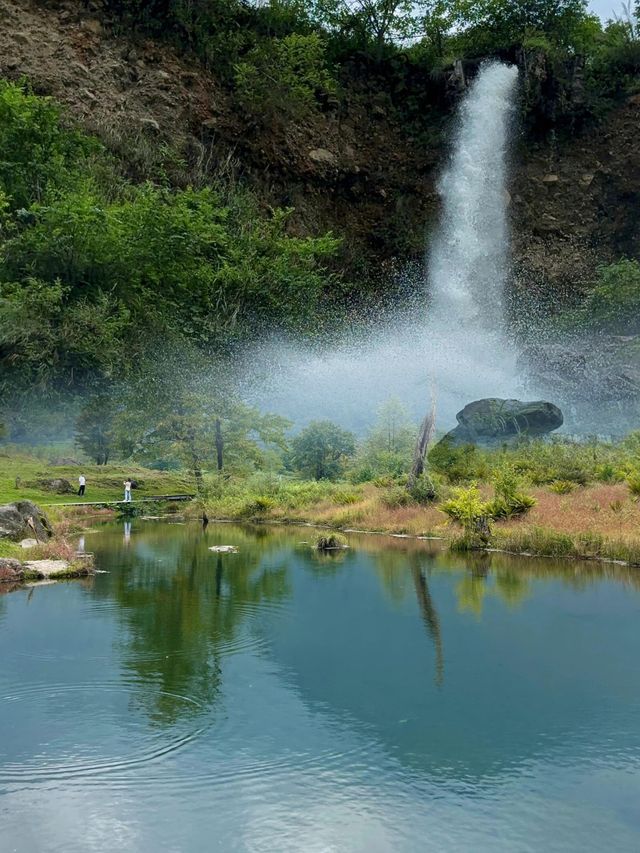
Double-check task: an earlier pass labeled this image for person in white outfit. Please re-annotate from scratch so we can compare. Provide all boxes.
[78,475,86,497]
[123,479,132,502]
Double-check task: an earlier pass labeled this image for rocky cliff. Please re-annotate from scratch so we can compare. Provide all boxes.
[1,0,639,301]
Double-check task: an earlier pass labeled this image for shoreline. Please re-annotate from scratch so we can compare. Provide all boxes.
[199,514,640,570]
[51,491,640,570]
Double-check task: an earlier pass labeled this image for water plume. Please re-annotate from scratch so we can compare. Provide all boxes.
[245,62,525,431]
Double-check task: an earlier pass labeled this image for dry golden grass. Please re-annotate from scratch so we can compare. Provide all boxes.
[260,484,447,536]
[498,484,640,542]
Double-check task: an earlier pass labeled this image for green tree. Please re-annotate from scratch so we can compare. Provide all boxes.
[367,398,416,454]
[235,32,338,120]
[75,394,116,465]
[1,184,339,350]
[0,278,130,394]
[314,0,426,58]
[113,358,291,492]
[438,0,594,55]
[289,420,357,479]
[356,398,416,477]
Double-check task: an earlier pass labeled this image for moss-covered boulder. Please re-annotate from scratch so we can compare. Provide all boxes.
[439,398,563,447]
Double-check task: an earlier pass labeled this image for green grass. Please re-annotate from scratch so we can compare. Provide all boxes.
[0,539,22,558]
[0,451,193,507]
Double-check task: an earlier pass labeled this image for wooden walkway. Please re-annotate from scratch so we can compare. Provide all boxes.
[45,494,195,507]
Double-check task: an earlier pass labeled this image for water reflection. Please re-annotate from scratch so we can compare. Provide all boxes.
[410,559,444,687]
[90,523,292,723]
[2,522,640,852]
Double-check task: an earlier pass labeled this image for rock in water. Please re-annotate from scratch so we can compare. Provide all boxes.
[438,398,563,447]
[0,501,52,541]
[209,545,238,554]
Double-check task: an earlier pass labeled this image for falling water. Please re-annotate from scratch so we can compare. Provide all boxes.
[429,62,519,333]
[244,62,526,430]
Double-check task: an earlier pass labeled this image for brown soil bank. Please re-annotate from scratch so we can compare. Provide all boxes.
[1,0,639,297]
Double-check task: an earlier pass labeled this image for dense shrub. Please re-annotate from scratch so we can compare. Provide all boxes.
[380,486,412,508]
[567,260,640,334]
[235,33,337,120]
[627,473,640,499]
[489,466,537,518]
[549,479,576,494]
[428,441,489,483]
[0,85,341,401]
[0,81,97,209]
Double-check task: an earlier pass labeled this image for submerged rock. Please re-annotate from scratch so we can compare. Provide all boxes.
[0,501,52,541]
[438,398,563,447]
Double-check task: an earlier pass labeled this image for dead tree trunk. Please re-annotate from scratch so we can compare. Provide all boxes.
[408,394,436,489]
[215,418,224,471]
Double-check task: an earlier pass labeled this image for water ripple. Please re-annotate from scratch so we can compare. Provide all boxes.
[0,682,206,785]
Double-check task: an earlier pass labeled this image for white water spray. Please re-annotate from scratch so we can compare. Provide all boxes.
[246,62,526,430]
[429,62,518,334]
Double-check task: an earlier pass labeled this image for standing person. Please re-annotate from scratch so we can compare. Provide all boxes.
[123,479,132,502]
[78,474,86,497]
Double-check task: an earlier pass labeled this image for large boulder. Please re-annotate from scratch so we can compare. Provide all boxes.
[37,478,74,494]
[0,501,52,541]
[439,398,563,447]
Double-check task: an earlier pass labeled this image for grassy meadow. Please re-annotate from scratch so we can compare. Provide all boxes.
[2,435,640,567]
[0,449,192,507]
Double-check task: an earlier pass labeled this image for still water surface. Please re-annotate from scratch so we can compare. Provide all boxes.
[1,522,640,852]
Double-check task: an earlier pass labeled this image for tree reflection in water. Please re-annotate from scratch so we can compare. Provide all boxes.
[87,522,640,724]
[92,523,292,724]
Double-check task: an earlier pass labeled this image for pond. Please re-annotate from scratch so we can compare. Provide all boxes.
[1,522,640,852]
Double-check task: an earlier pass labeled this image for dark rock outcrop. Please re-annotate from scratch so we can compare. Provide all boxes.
[438,398,563,447]
[0,501,52,541]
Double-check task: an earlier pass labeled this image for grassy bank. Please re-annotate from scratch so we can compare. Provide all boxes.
[3,446,640,568]
[192,473,640,567]
[0,450,192,506]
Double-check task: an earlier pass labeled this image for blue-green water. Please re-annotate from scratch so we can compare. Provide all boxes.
[1,522,640,852]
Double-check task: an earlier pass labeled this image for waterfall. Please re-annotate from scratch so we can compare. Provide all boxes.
[243,62,526,429]
[429,62,519,332]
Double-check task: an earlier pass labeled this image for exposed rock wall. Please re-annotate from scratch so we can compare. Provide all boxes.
[1,0,638,299]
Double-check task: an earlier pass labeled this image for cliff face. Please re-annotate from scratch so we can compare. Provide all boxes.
[1,0,639,301]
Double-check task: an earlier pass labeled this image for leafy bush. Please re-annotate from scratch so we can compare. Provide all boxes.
[562,260,640,334]
[0,81,96,210]
[380,486,412,508]
[408,473,441,504]
[428,441,489,483]
[333,489,359,505]
[595,463,623,483]
[489,467,537,518]
[241,496,276,516]
[235,33,337,120]
[627,473,640,499]
[441,485,493,542]
[549,479,576,494]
